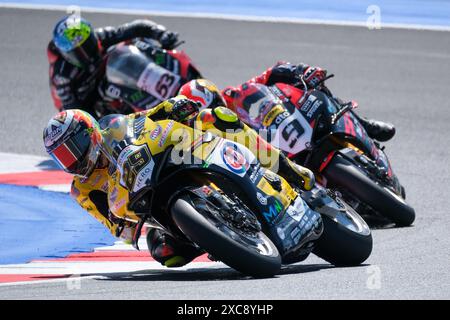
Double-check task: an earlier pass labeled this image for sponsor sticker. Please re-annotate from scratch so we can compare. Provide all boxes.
[274,111,290,126]
[262,199,284,225]
[44,111,73,147]
[194,185,214,198]
[112,198,126,212]
[300,95,317,113]
[117,145,135,168]
[262,104,285,127]
[286,196,306,222]
[89,172,102,187]
[222,142,249,175]
[133,117,145,136]
[256,192,268,205]
[306,100,323,118]
[106,85,121,98]
[205,139,256,177]
[71,184,81,198]
[100,181,109,193]
[158,121,174,147]
[109,187,118,204]
[249,162,262,184]
[150,124,162,140]
[134,40,151,51]
[133,161,154,192]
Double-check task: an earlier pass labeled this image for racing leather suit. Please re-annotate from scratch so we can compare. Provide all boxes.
[70,95,315,267]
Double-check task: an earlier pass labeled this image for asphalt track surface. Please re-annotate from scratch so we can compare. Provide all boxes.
[0,8,449,299]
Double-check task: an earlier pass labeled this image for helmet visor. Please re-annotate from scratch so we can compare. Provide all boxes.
[49,126,91,174]
[59,32,100,68]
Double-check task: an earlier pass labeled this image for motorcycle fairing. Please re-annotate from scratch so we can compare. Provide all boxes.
[333,147,400,194]
[104,42,197,111]
[203,138,257,178]
[331,111,395,179]
[272,83,326,123]
[332,111,379,158]
[166,49,202,80]
[236,83,314,155]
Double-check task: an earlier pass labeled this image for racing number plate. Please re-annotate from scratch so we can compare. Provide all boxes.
[137,62,181,101]
[270,110,313,154]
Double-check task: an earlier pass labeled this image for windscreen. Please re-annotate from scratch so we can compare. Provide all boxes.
[241,84,281,121]
[106,44,151,90]
[98,114,134,166]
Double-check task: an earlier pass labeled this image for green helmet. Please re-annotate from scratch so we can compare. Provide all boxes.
[53,15,101,69]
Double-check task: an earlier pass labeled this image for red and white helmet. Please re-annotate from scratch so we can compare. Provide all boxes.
[178,79,226,110]
[43,109,103,178]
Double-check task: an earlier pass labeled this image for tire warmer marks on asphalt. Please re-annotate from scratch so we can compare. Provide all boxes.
[0,153,219,285]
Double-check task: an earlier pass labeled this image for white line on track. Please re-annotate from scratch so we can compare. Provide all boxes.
[0,261,223,275]
[0,151,71,192]
[0,152,52,174]
[1,2,450,32]
[0,275,102,287]
[0,261,226,287]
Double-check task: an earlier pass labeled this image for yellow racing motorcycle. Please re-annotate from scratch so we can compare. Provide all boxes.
[99,113,372,277]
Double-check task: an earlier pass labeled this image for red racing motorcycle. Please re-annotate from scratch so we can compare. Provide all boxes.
[232,76,415,227]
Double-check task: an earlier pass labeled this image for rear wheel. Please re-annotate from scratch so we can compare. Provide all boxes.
[170,193,281,278]
[323,154,415,227]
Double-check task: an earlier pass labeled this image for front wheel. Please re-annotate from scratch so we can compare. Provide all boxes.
[170,194,281,278]
[313,200,373,266]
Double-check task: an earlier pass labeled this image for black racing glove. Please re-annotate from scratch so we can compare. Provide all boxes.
[303,67,327,89]
[170,98,200,123]
[159,30,179,50]
[294,64,327,89]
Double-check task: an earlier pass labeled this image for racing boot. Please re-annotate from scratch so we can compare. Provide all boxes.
[146,228,203,267]
[355,114,396,142]
[277,153,315,191]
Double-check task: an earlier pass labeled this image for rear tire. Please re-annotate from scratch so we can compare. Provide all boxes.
[170,195,281,278]
[323,154,415,227]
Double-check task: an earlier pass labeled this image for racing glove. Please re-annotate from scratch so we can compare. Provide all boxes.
[169,97,201,123]
[159,30,179,50]
[148,96,200,124]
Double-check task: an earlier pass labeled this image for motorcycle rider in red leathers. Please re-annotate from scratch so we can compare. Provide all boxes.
[47,15,199,117]
[214,61,395,142]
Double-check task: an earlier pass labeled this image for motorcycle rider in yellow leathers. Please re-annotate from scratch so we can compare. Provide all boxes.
[43,92,315,268]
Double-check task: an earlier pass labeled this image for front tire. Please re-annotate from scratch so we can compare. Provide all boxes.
[170,194,281,278]
[313,211,373,266]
